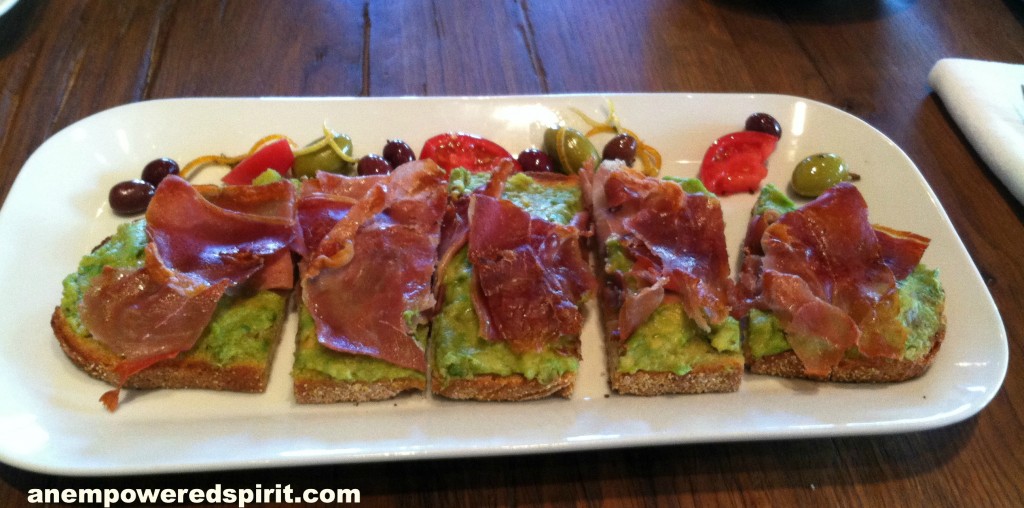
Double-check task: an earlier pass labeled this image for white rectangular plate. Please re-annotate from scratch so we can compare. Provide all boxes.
[0,94,1007,476]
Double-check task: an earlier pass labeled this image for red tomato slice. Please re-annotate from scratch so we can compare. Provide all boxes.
[698,131,777,195]
[222,139,294,185]
[420,132,519,173]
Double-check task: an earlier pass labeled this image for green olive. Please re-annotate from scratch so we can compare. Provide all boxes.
[791,153,856,197]
[292,133,356,178]
[543,126,599,175]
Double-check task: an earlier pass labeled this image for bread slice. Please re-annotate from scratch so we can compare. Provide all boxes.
[599,288,743,396]
[291,307,427,403]
[290,162,445,403]
[53,220,288,396]
[430,169,591,401]
[589,163,743,396]
[737,184,946,382]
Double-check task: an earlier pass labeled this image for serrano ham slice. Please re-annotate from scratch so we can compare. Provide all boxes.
[298,161,447,373]
[756,183,908,374]
[874,225,930,281]
[83,248,231,410]
[146,176,298,286]
[591,164,733,339]
[434,161,517,288]
[466,193,595,353]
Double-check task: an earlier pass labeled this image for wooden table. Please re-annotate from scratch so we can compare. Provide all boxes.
[1,0,1022,505]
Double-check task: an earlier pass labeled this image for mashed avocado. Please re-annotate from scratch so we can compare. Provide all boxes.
[60,220,148,336]
[663,176,713,195]
[432,248,579,384]
[899,265,945,360]
[60,219,286,366]
[743,185,946,360]
[431,170,583,384]
[195,290,286,365]
[292,307,426,383]
[447,168,582,224]
[618,302,742,376]
[501,172,581,224]
[745,267,945,360]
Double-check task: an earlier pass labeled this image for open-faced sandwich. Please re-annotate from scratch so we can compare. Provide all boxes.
[291,160,448,403]
[733,183,945,381]
[586,160,744,395]
[52,176,298,411]
[53,107,949,413]
[429,163,596,400]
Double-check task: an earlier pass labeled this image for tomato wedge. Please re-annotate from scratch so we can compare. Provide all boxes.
[222,139,294,185]
[698,131,777,195]
[420,132,519,173]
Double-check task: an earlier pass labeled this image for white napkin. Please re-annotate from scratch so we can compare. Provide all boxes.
[928,58,1024,204]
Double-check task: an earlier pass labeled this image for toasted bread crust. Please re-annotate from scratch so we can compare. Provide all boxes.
[745,318,946,382]
[293,375,426,403]
[431,372,575,401]
[610,370,741,395]
[51,304,282,393]
[603,323,742,395]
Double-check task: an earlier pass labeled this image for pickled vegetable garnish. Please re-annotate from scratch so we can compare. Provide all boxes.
[570,101,662,176]
[181,124,356,182]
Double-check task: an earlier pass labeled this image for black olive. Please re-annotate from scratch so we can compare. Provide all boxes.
[744,113,782,138]
[382,140,416,169]
[517,148,554,172]
[109,179,156,215]
[357,154,393,176]
[140,158,180,186]
[602,134,638,165]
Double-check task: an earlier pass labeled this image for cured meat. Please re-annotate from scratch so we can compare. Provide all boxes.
[592,164,733,338]
[434,160,517,286]
[760,271,859,376]
[81,176,299,410]
[467,193,594,352]
[82,247,231,410]
[298,161,447,372]
[146,176,298,285]
[756,183,907,374]
[874,225,930,280]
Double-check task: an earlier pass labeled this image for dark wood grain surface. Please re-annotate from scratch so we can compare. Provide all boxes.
[1,0,1022,506]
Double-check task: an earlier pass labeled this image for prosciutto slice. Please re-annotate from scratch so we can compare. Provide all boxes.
[298,161,447,372]
[591,163,733,338]
[874,225,930,280]
[434,161,517,289]
[467,193,595,352]
[757,183,908,375]
[146,176,298,286]
[81,176,298,410]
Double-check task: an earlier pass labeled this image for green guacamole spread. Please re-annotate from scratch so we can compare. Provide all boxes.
[60,220,286,366]
[618,303,742,376]
[447,168,582,224]
[431,170,583,385]
[292,306,426,383]
[604,177,743,376]
[743,185,946,360]
[432,249,579,384]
